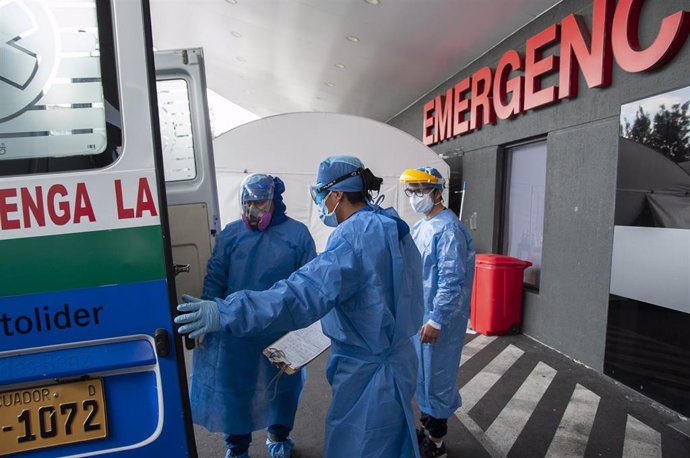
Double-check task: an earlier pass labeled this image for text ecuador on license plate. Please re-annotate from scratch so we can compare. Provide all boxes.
[0,379,108,455]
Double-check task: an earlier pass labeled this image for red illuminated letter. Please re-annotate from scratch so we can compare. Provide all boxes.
[135,178,158,218]
[47,185,70,226]
[73,183,96,223]
[524,24,560,111]
[559,0,613,99]
[422,100,435,145]
[493,50,524,120]
[470,67,496,131]
[0,188,20,230]
[612,0,690,72]
[434,88,454,142]
[452,78,471,136]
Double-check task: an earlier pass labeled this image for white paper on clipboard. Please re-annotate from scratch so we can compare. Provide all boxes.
[263,321,331,374]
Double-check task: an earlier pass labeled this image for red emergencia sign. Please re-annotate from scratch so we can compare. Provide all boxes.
[422,0,690,145]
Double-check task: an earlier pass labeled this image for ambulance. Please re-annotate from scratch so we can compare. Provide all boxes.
[0,1,218,455]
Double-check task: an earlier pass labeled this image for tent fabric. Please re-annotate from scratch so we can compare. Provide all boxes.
[646,193,690,229]
[212,112,451,252]
[616,138,690,228]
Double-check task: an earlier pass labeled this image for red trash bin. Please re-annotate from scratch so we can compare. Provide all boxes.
[470,254,532,336]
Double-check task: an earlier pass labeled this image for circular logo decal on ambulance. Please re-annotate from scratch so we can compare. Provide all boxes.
[0,0,60,123]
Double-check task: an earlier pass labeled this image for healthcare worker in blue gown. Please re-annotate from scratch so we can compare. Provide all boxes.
[176,156,424,458]
[400,167,475,458]
[190,174,316,458]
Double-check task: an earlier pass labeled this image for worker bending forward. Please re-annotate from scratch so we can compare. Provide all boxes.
[177,156,424,457]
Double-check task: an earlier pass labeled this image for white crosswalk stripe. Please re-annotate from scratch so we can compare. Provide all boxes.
[484,361,558,456]
[622,414,662,458]
[545,384,600,458]
[457,344,524,413]
[460,334,497,366]
[454,411,504,458]
[454,334,669,458]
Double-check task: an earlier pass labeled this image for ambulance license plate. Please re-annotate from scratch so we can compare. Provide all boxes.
[0,379,108,455]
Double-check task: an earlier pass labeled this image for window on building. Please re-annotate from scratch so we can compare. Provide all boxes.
[502,140,547,289]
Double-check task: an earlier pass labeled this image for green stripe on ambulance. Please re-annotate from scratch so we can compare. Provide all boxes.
[0,225,166,297]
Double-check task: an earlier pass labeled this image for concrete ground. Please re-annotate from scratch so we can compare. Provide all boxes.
[187,331,690,458]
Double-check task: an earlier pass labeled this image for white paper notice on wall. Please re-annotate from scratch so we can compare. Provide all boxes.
[263,321,331,375]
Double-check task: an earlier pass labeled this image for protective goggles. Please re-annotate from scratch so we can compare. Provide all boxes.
[403,186,436,198]
[310,168,364,205]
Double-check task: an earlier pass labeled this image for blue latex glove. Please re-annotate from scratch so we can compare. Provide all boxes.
[175,294,221,340]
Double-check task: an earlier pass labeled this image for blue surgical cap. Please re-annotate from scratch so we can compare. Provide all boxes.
[315,155,365,192]
[416,166,445,188]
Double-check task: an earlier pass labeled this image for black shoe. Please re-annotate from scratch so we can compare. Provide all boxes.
[416,427,427,445]
[419,437,447,458]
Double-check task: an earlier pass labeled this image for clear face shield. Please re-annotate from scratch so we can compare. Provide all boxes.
[399,168,445,214]
[239,174,275,230]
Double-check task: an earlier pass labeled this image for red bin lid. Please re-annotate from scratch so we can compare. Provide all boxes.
[476,254,533,267]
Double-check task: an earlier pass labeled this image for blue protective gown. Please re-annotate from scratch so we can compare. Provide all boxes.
[412,208,475,419]
[190,214,316,434]
[213,206,424,458]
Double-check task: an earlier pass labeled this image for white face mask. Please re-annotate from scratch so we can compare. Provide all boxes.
[410,193,434,214]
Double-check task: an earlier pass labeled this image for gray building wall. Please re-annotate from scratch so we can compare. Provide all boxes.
[388,0,690,370]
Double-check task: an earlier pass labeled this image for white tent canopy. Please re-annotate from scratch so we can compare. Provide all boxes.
[212,112,450,252]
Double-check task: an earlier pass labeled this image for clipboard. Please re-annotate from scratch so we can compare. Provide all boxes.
[263,320,331,375]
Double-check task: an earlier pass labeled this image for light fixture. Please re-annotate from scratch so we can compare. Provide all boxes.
[236,56,247,62]
[325,82,335,87]
[231,31,242,38]
[225,0,238,4]
[364,0,380,4]
[346,35,360,43]
[334,63,346,69]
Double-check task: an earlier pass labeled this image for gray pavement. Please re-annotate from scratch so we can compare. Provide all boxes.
[186,331,690,457]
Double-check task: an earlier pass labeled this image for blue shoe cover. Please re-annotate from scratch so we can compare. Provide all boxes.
[225,449,249,458]
[266,437,294,458]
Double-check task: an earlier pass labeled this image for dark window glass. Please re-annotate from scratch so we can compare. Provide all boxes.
[502,140,547,288]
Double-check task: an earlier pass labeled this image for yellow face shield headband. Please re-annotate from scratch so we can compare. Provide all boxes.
[399,168,442,185]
